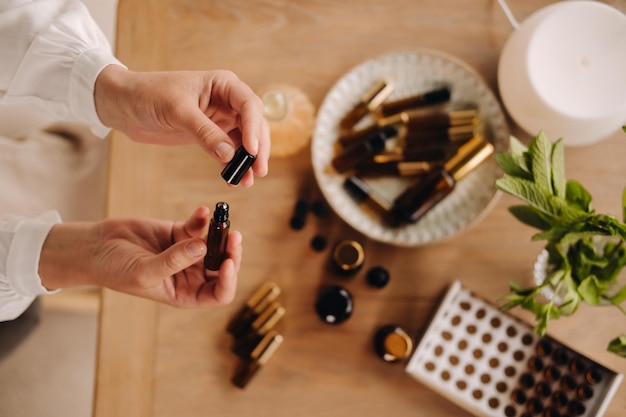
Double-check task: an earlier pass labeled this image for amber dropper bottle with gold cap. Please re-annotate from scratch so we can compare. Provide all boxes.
[204,202,230,271]
[384,135,494,227]
[339,80,394,132]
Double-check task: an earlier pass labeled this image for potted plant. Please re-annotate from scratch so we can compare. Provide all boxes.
[494,131,626,358]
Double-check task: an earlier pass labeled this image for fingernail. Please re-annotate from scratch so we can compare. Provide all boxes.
[187,241,206,257]
[215,141,235,161]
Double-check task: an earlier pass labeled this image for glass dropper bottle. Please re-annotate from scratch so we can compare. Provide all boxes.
[204,202,230,270]
[384,135,494,227]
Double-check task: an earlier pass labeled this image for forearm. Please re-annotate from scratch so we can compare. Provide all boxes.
[93,64,135,136]
[38,222,97,291]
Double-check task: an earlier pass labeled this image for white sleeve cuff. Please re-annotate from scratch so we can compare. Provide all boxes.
[71,52,125,138]
[6,211,61,296]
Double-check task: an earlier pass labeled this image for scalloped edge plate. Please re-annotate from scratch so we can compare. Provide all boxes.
[311,48,509,246]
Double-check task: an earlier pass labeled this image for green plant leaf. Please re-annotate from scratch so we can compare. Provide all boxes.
[608,335,626,358]
[495,134,626,350]
[532,302,561,335]
[609,284,626,304]
[578,275,606,305]
[566,180,593,212]
[593,241,626,283]
[508,205,553,230]
[508,135,528,156]
[623,186,626,222]
[497,177,589,225]
[528,132,553,194]
[494,177,554,216]
[551,139,566,198]
[495,153,533,180]
[587,214,626,240]
[561,272,582,316]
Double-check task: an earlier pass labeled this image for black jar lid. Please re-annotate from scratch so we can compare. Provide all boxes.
[315,285,353,325]
[374,324,413,362]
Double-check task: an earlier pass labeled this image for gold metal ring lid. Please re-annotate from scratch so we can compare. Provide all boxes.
[332,240,365,275]
[374,325,413,363]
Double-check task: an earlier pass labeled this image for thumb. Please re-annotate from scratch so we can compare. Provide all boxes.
[145,238,206,278]
[185,108,236,163]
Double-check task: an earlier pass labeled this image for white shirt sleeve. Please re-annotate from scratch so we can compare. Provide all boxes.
[0,211,61,322]
[0,0,126,138]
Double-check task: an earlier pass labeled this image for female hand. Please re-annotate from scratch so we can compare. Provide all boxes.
[39,206,241,308]
[94,66,270,187]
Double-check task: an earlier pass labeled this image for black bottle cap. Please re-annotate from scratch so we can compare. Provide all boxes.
[366,266,390,288]
[289,215,306,230]
[221,146,257,185]
[380,124,399,139]
[311,199,330,218]
[423,85,452,104]
[343,176,369,203]
[315,285,353,324]
[214,202,229,222]
[294,199,309,216]
[365,131,387,154]
[310,235,328,252]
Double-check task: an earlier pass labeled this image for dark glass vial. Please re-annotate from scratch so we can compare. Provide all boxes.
[384,135,493,227]
[331,128,393,173]
[204,202,230,271]
[384,167,455,226]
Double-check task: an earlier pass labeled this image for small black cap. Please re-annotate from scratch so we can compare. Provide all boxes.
[380,125,399,139]
[289,215,306,230]
[311,199,330,218]
[315,285,353,325]
[343,176,369,203]
[221,146,257,185]
[365,132,387,154]
[423,85,452,104]
[294,199,309,216]
[310,235,328,252]
[366,266,390,289]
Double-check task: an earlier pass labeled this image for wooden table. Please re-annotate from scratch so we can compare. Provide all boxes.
[94,1,626,416]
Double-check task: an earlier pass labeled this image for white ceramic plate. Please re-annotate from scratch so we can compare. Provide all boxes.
[311,49,509,246]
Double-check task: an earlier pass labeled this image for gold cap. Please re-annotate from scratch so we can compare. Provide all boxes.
[251,331,284,364]
[247,282,281,313]
[374,325,413,362]
[448,108,478,126]
[332,240,365,274]
[444,136,494,181]
[397,161,431,176]
[251,301,286,335]
[362,80,394,111]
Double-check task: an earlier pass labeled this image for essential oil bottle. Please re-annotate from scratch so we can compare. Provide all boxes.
[384,135,494,227]
[204,202,230,271]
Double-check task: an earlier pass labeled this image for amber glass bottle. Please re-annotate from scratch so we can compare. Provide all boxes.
[204,202,230,271]
[384,136,494,227]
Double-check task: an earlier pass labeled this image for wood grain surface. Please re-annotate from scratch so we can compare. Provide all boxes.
[94,1,626,416]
